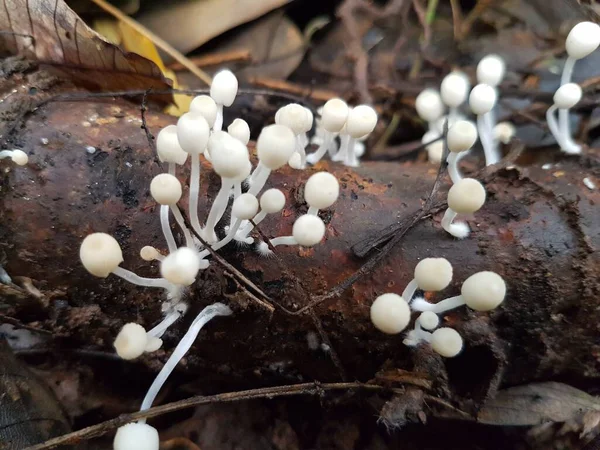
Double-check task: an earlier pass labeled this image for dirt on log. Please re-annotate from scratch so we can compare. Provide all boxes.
[1,69,599,416]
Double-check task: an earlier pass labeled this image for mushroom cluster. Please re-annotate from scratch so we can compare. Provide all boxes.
[370,258,506,358]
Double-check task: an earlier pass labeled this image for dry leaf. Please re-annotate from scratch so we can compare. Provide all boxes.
[478,382,600,426]
[138,0,291,55]
[0,0,172,94]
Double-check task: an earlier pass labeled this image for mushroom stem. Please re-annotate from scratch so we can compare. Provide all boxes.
[199,218,243,258]
[306,132,333,164]
[139,303,232,421]
[213,104,224,131]
[189,155,202,235]
[170,205,194,248]
[477,114,500,165]
[411,295,465,314]
[441,208,470,239]
[249,162,264,184]
[295,135,307,168]
[401,279,419,303]
[332,134,350,162]
[247,167,271,196]
[204,179,234,242]
[160,205,177,253]
[403,317,433,347]
[112,267,174,290]
[270,236,297,247]
[168,162,176,176]
[236,211,267,241]
[446,153,463,184]
[559,56,577,137]
[343,137,359,167]
[147,305,187,338]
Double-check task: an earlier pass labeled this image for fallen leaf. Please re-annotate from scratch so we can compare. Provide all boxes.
[0,0,172,95]
[478,382,600,426]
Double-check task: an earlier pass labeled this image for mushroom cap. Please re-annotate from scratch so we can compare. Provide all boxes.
[447,178,486,213]
[114,323,147,360]
[140,246,161,262]
[476,54,506,87]
[189,95,218,127]
[80,232,123,278]
[321,98,350,133]
[469,84,497,115]
[440,71,470,107]
[150,173,182,206]
[210,137,250,179]
[447,120,478,153]
[370,293,411,334]
[415,89,445,122]
[419,311,440,331]
[493,121,516,144]
[256,124,296,170]
[160,247,202,286]
[414,257,453,291]
[461,271,506,311]
[303,107,314,133]
[260,188,286,213]
[304,172,340,210]
[157,125,188,165]
[177,112,210,155]
[292,214,326,246]
[10,149,28,166]
[277,103,311,135]
[113,422,159,450]
[566,21,600,59]
[553,83,582,109]
[346,105,377,138]
[431,328,463,357]
[426,140,444,164]
[232,193,259,220]
[210,69,238,107]
[227,118,251,145]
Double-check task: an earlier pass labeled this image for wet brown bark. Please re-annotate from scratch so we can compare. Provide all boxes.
[1,64,599,416]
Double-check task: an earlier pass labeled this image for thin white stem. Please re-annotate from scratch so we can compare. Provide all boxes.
[147,307,186,338]
[307,206,319,216]
[306,132,333,164]
[295,135,307,168]
[139,303,232,419]
[229,182,242,227]
[448,107,458,124]
[168,162,176,176]
[235,211,267,241]
[333,134,350,162]
[428,121,437,132]
[270,236,297,247]
[441,208,457,232]
[559,56,576,142]
[213,104,224,131]
[160,205,177,253]
[189,155,202,235]
[412,295,465,314]
[546,105,565,148]
[401,279,419,303]
[344,137,359,167]
[199,218,243,258]
[170,205,194,248]
[446,152,462,184]
[112,267,174,290]
[478,114,500,165]
[249,162,264,183]
[441,207,470,238]
[0,150,15,160]
[327,133,339,158]
[204,179,234,242]
[247,167,271,196]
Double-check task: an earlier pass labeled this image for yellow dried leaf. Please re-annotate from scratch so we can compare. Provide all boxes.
[118,20,166,72]
[92,19,122,45]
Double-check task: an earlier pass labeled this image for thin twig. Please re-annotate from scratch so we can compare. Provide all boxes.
[140,90,156,153]
[89,0,212,85]
[168,50,252,71]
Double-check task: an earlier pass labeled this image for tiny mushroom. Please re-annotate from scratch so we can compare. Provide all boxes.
[150,173,194,248]
[228,118,251,145]
[160,247,203,286]
[0,149,28,166]
[334,105,377,167]
[235,188,286,244]
[210,69,238,131]
[476,54,506,87]
[113,422,159,450]
[546,83,583,154]
[189,95,218,128]
[307,98,349,164]
[401,257,453,302]
[440,71,470,120]
[469,84,500,165]
[156,125,188,171]
[114,323,148,360]
[370,293,411,335]
[416,89,445,131]
[446,120,478,183]
[441,178,486,239]
[304,172,340,215]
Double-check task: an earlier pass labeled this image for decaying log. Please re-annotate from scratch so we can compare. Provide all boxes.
[0,67,599,418]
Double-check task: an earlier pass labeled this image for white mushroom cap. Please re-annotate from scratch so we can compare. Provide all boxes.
[304,172,339,210]
[113,422,159,450]
[566,21,600,60]
[140,246,161,262]
[207,130,232,155]
[553,83,582,109]
[80,233,123,278]
[447,120,478,153]
[288,152,302,170]
[370,293,411,334]
[469,84,497,115]
[415,89,445,122]
[431,328,463,357]
[145,336,163,353]
[422,130,440,145]
[10,149,28,166]
[156,125,188,165]
[160,247,202,286]
[493,122,516,144]
[232,193,259,220]
[346,105,377,138]
[256,124,296,170]
[232,159,252,182]
[303,107,314,133]
[177,112,210,155]
[292,214,325,246]
[210,137,249,179]
[476,54,506,87]
[441,71,470,107]
[414,257,453,291]
[278,103,311,135]
[210,69,238,107]
[461,271,506,311]
[447,178,486,213]
[150,174,182,206]
[114,323,147,360]
[189,95,218,127]
[228,118,251,145]
[260,188,286,213]
[321,98,349,133]
[419,311,440,331]
[426,140,444,164]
